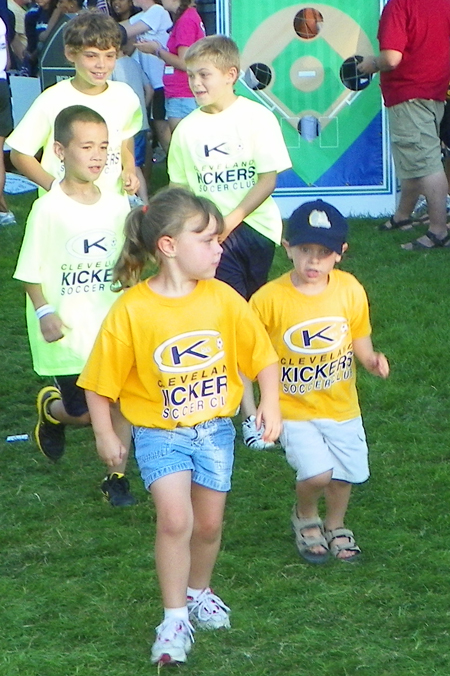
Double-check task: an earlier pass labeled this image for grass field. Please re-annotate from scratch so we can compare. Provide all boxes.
[2,187,450,675]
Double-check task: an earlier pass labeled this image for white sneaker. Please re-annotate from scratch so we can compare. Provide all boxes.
[242,415,276,450]
[187,588,230,630]
[150,617,194,665]
[0,210,16,226]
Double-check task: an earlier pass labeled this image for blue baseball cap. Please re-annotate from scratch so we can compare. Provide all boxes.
[286,199,348,254]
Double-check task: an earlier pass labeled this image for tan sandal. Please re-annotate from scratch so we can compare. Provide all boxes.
[325,527,361,563]
[291,508,329,564]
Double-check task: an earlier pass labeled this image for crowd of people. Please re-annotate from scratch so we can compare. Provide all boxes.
[2,0,449,668]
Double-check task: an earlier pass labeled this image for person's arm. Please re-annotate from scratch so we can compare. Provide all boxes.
[221,171,277,243]
[358,49,403,75]
[121,18,150,39]
[352,336,389,378]
[38,5,63,42]
[134,40,189,71]
[23,282,65,343]
[255,362,281,443]
[120,138,140,194]
[10,150,55,191]
[85,390,127,468]
[144,82,153,108]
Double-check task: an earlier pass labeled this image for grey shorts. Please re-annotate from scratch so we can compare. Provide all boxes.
[388,99,445,180]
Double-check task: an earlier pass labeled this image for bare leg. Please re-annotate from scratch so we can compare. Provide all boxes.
[154,119,171,154]
[168,117,182,133]
[0,137,10,213]
[324,479,355,560]
[295,470,332,554]
[150,471,193,608]
[240,375,257,419]
[188,483,227,589]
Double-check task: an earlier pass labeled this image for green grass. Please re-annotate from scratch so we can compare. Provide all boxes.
[2,188,450,675]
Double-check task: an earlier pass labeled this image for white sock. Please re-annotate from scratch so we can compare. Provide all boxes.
[164,606,189,622]
[187,586,206,600]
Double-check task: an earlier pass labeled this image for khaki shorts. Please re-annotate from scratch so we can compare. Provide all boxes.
[388,99,445,179]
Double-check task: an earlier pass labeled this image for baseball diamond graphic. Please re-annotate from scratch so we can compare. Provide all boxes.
[225,0,395,213]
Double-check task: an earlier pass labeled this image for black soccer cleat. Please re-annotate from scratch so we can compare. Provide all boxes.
[101,472,137,507]
[35,386,66,461]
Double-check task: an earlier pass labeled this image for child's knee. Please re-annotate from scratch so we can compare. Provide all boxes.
[299,470,333,490]
[193,515,223,543]
[158,509,193,540]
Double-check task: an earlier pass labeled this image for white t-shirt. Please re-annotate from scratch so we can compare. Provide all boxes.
[130,4,172,89]
[168,96,292,244]
[14,182,130,376]
[7,79,142,194]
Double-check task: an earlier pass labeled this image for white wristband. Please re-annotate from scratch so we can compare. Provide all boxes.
[36,304,55,320]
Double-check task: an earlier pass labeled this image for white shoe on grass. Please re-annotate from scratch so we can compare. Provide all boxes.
[150,617,194,665]
[187,588,230,630]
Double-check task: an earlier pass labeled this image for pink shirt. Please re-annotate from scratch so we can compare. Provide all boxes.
[163,6,205,99]
[378,0,450,107]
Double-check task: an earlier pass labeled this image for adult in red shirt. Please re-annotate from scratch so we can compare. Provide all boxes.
[360,0,450,249]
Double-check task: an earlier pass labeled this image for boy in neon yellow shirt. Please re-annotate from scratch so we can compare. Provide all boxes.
[168,34,291,449]
[14,105,135,507]
[7,12,142,197]
[251,199,389,563]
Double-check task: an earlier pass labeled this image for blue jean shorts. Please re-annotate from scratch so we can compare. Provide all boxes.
[165,96,197,120]
[133,417,236,491]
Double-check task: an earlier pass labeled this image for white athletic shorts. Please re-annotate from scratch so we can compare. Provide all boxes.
[280,417,369,484]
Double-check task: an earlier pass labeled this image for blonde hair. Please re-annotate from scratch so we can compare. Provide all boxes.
[185,35,240,73]
[113,187,224,290]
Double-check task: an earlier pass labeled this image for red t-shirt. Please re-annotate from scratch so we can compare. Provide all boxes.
[378,0,450,107]
[163,7,205,99]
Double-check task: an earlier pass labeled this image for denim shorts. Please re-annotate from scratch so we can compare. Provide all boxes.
[165,96,197,120]
[133,417,236,491]
[280,417,369,484]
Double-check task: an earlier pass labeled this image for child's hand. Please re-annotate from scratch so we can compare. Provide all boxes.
[134,40,158,55]
[39,313,65,343]
[367,352,389,378]
[255,404,282,443]
[122,169,140,195]
[95,430,126,468]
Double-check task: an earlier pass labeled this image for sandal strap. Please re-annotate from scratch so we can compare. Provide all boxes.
[424,230,450,247]
[325,527,360,554]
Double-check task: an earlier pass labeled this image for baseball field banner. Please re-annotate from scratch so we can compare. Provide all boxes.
[219,0,396,216]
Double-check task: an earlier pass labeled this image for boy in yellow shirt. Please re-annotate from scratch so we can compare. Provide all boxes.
[251,200,389,563]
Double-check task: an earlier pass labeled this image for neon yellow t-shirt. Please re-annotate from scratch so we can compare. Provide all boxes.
[78,278,278,428]
[168,96,292,244]
[250,270,372,422]
[7,79,142,195]
[14,182,130,376]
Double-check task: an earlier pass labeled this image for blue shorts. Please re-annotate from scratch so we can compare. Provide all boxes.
[215,222,276,300]
[134,130,147,167]
[165,96,197,120]
[133,417,236,491]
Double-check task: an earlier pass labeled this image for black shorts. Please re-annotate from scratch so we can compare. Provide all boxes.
[0,79,13,138]
[54,375,88,418]
[150,86,166,121]
[215,222,275,300]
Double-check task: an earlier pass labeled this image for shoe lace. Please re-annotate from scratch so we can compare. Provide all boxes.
[189,589,230,620]
[156,618,195,644]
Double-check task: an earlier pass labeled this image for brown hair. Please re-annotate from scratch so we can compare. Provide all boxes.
[185,34,240,73]
[63,12,122,53]
[54,105,107,146]
[113,187,224,290]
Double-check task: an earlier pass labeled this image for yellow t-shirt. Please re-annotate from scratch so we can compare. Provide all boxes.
[14,182,130,376]
[78,278,278,428]
[250,269,371,422]
[168,96,292,244]
[7,79,142,195]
